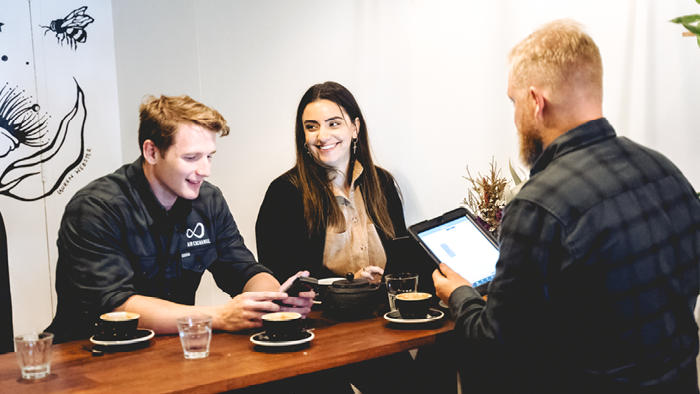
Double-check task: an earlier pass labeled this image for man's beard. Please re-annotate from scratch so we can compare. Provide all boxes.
[518,122,544,168]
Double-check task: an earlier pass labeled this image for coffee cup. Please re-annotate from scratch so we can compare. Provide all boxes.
[261,312,303,341]
[395,292,432,319]
[97,311,139,340]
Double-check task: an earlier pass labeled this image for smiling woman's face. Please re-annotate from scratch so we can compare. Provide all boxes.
[302,99,359,173]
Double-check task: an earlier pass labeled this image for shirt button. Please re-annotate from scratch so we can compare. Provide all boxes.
[360,245,366,251]
[353,217,358,223]
[197,265,203,270]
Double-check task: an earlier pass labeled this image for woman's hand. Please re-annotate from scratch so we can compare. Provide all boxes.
[355,265,384,285]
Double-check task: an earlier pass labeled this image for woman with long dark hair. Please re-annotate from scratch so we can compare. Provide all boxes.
[256,81,406,284]
[255,82,425,394]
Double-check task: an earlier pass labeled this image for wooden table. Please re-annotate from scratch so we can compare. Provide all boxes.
[0,307,454,393]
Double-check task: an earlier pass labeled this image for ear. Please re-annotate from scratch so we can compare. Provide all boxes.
[353,117,360,139]
[142,140,159,165]
[529,86,546,121]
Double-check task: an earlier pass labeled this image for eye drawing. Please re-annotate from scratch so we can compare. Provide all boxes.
[0,84,48,158]
[40,6,95,51]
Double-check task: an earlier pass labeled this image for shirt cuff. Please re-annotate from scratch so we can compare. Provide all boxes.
[448,285,482,314]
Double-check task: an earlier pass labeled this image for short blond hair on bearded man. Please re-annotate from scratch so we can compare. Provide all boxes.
[508,19,603,104]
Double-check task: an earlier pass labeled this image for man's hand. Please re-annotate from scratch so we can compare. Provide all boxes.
[215,291,288,332]
[277,271,314,318]
[432,263,472,305]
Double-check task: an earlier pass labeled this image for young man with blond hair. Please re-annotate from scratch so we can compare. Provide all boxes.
[434,20,700,393]
[48,95,313,343]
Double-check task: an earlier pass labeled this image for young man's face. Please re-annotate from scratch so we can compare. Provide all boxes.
[149,123,217,208]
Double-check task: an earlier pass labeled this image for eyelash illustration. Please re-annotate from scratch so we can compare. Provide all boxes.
[40,6,95,51]
[0,84,48,158]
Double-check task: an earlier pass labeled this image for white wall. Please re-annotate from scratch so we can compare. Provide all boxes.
[2,0,122,336]
[112,0,700,305]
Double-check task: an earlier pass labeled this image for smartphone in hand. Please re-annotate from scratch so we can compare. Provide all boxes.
[281,276,318,297]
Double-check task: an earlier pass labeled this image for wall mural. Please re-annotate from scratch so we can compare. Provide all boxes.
[0,81,86,351]
[40,6,94,51]
[0,80,87,200]
[0,1,108,353]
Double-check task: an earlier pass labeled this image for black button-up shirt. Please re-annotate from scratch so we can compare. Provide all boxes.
[450,118,700,392]
[48,158,271,342]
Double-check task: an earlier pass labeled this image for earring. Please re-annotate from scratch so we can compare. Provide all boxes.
[352,137,358,154]
[304,142,311,156]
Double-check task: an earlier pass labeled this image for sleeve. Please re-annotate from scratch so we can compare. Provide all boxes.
[50,194,139,341]
[377,168,438,291]
[450,198,565,355]
[207,187,272,296]
[255,177,327,282]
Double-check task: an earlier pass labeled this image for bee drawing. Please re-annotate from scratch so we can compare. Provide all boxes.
[40,6,95,50]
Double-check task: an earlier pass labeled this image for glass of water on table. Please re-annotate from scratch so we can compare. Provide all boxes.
[384,273,418,311]
[177,315,212,359]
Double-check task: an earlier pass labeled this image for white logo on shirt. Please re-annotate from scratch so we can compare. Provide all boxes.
[186,222,205,239]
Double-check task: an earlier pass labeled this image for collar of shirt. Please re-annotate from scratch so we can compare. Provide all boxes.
[530,118,617,177]
[333,160,365,200]
[126,158,192,230]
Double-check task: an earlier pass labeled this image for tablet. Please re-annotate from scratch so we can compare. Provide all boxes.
[408,207,499,295]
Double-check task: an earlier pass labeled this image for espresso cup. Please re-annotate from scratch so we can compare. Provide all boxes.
[97,311,140,340]
[262,312,302,341]
[395,292,432,319]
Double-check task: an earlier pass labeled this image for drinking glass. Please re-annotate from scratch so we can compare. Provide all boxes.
[14,332,54,379]
[177,315,212,359]
[385,273,418,311]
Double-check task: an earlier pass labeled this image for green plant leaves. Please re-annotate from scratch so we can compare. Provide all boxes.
[509,158,522,186]
[684,23,700,35]
[670,14,700,24]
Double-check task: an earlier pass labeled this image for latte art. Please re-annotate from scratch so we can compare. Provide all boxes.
[396,292,431,301]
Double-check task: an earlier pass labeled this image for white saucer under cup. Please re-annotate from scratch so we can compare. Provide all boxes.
[250,330,314,347]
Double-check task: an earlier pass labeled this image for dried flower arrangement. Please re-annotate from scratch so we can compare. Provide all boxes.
[463,158,510,237]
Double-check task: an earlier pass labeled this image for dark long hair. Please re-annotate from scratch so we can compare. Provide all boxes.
[286,81,396,238]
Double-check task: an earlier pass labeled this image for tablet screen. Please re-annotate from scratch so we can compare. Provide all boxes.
[416,215,498,287]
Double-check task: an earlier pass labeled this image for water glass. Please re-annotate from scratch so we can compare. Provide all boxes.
[385,273,419,311]
[177,315,212,359]
[14,332,54,379]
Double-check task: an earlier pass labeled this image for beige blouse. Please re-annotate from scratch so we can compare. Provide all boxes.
[322,161,387,276]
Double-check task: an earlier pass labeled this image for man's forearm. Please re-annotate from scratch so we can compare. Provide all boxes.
[114,294,222,334]
[242,272,281,292]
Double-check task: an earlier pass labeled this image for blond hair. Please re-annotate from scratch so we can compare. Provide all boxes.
[509,19,603,101]
[138,95,230,155]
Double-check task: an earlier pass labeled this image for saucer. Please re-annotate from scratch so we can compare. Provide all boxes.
[90,329,155,346]
[383,308,444,324]
[250,330,314,347]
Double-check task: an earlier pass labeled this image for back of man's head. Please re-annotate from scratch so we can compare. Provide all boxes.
[137,95,230,156]
[509,19,603,106]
